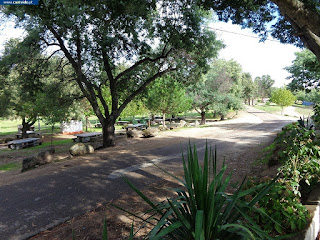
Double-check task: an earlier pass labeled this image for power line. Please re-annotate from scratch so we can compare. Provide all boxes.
[207,26,280,43]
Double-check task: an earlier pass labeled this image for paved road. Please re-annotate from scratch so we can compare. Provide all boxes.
[0,108,297,240]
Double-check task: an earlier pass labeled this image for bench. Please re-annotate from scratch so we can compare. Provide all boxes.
[74,132,102,143]
[7,138,42,150]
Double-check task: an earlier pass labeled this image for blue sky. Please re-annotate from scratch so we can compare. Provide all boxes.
[210,21,301,87]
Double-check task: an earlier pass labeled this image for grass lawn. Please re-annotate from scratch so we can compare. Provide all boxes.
[254,104,282,114]
[254,103,314,117]
[293,104,313,116]
[0,118,60,136]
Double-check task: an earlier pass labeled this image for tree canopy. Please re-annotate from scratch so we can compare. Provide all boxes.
[0,36,80,137]
[188,59,244,123]
[2,0,223,147]
[271,88,296,114]
[254,75,275,102]
[146,76,191,126]
[286,49,320,91]
[201,0,320,62]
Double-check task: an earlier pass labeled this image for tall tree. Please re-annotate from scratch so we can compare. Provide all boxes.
[286,49,320,91]
[3,0,222,147]
[254,75,275,102]
[188,59,243,123]
[146,77,191,126]
[201,1,320,62]
[241,72,256,105]
[0,37,81,137]
[187,80,213,125]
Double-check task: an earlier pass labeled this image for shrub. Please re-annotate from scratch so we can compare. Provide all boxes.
[245,178,309,235]
[265,121,320,196]
[121,145,279,239]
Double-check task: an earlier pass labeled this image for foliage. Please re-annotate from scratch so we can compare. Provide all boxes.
[270,88,296,114]
[120,99,148,119]
[245,178,309,235]
[241,72,257,104]
[302,89,320,104]
[286,49,320,91]
[2,0,223,147]
[254,75,275,101]
[188,59,244,123]
[313,103,320,124]
[121,144,279,240]
[145,76,191,125]
[265,121,320,197]
[0,37,80,136]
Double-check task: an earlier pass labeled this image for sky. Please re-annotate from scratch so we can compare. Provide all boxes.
[209,21,301,87]
[0,20,302,88]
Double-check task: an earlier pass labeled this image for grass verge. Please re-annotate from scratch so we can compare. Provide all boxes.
[0,162,21,171]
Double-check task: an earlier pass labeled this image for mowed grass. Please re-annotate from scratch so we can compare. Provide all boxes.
[0,118,22,135]
[254,104,282,114]
[293,104,313,116]
[0,118,58,135]
[254,103,313,116]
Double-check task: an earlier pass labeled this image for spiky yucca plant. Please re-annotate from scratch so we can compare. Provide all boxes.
[121,144,286,240]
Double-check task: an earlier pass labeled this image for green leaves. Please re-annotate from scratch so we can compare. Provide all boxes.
[121,143,276,239]
[270,88,296,110]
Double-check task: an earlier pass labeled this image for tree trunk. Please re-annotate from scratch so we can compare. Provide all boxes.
[21,118,31,138]
[251,98,254,106]
[248,97,251,105]
[85,116,89,132]
[200,111,206,125]
[162,112,166,126]
[102,122,116,147]
[220,114,225,121]
[271,0,320,62]
[213,111,217,119]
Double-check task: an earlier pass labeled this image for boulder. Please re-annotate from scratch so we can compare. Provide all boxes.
[142,128,158,138]
[194,120,200,127]
[89,136,103,149]
[127,129,143,138]
[158,125,169,131]
[22,148,55,172]
[69,143,94,156]
[179,120,187,128]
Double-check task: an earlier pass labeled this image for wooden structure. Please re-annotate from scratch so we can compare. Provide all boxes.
[16,131,40,139]
[7,138,42,150]
[73,132,102,143]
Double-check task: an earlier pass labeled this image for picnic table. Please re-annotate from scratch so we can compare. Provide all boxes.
[73,132,102,143]
[126,123,147,131]
[7,138,42,150]
[16,131,40,139]
[117,121,129,125]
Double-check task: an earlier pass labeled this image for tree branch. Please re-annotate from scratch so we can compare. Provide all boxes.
[117,67,176,115]
[48,26,105,122]
[101,47,118,113]
[115,48,173,83]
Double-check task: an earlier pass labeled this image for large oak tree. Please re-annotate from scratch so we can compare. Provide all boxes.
[2,0,222,147]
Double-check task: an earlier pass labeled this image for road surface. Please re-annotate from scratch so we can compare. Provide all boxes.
[0,107,297,240]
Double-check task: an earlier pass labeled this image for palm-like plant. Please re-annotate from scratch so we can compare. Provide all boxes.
[121,144,284,240]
